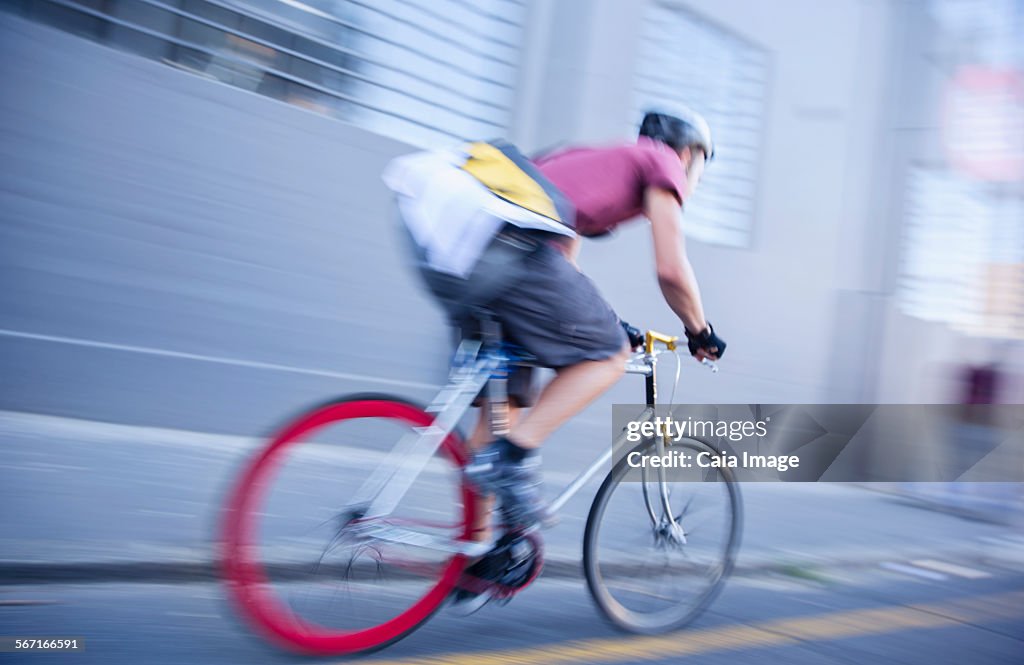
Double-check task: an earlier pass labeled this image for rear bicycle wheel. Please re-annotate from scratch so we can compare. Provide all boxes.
[583,436,742,634]
[220,394,477,655]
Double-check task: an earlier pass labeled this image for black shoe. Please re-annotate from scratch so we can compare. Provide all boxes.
[463,438,544,530]
[450,545,507,608]
[451,532,539,608]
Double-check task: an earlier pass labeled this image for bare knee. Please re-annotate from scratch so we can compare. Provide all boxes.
[607,342,631,375]
[582,343,629,383]
[553,345,628,378]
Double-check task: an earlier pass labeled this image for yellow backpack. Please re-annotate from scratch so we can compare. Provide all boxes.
[459,141,575,229]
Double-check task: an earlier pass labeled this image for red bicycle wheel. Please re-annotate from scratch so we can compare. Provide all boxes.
[220,394,478,655]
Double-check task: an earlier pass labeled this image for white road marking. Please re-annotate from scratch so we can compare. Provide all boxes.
[163,611,219,618]
[879,562,948,581]
[0,328,438,390]
[910,559,991,579]
[136,509,194,518]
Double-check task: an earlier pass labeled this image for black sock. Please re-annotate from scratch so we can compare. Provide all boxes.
[497,436,534,463]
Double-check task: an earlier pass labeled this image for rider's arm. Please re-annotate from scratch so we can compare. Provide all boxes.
[644,186,709,336]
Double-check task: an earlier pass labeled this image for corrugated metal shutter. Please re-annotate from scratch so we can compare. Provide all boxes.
[12,0,526,148]
[632,2,769,247]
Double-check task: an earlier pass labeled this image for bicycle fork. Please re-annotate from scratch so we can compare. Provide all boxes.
[644,353,688,548]
[654,434,688,547]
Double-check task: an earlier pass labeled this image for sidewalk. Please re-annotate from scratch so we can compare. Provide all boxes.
[1,411,1021,583]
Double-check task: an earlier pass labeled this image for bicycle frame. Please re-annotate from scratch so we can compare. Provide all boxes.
[347,330,683,555]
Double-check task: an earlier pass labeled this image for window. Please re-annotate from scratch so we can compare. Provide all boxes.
[631,2,769,247]
[10,0,526,148]
[899,168,1024,338]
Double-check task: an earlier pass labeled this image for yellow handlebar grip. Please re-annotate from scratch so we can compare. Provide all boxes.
[645,330,678,354]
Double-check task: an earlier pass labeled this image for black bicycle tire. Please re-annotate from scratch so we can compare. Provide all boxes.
[582,435,743,634]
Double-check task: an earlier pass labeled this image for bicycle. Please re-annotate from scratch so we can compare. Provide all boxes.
[220,314,743,655]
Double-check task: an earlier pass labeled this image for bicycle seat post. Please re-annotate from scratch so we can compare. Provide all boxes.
[476,308,501,349]
[475,309,511,437]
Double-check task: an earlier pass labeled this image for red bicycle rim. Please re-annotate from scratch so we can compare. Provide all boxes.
[220,398,477,655]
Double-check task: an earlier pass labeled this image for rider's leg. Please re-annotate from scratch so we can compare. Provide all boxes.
[463,347,628,529]
[509,345,629,449]
[467,403,520,541]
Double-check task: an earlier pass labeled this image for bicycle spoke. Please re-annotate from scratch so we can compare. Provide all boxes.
[584,437,741,634]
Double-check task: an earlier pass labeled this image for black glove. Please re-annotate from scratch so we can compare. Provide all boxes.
[685,323,726,359]
[619,320,644,350]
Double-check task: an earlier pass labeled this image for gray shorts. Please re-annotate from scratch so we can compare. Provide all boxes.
[415,225,627,406]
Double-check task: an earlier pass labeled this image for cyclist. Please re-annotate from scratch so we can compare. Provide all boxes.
[384,105,726,541]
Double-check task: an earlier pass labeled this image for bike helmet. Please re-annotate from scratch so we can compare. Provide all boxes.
[639,105,715,161]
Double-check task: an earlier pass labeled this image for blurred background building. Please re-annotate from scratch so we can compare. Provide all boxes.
[1,0,1023,437]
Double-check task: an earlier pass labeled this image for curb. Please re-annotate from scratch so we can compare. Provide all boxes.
[4,546,1019,586]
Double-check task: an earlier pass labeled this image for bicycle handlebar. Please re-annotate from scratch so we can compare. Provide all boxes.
[620,320,719,373]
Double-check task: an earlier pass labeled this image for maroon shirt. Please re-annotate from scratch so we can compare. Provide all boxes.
[534,137,687,237]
